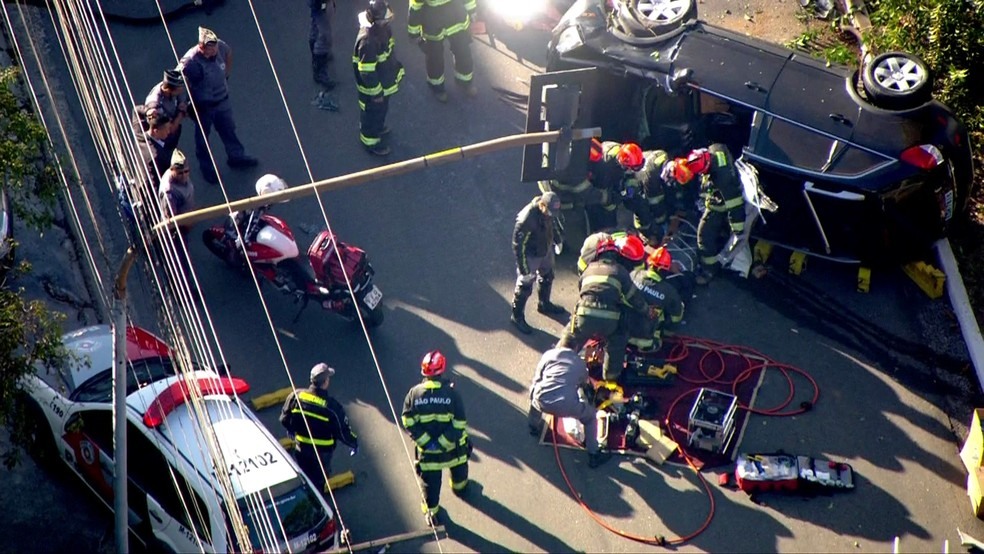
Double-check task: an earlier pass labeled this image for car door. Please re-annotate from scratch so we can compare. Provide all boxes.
[127,423,212,553]
[61,409,116,502]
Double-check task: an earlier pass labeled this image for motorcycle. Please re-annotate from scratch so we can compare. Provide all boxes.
[202,203,384,328]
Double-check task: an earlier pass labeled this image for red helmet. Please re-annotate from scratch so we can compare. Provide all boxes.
[648,246,672,271]
[685,149,712,175]
[616,235,645,262]
[588,138,604,163]
[617,143,644,171]
[421,350,446,377]
[595,237,619,256]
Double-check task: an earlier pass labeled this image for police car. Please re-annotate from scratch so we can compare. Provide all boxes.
[19,324,340,553]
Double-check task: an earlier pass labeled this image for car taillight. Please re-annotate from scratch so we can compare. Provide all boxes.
[900,144,943,170]
[318,516,337,544]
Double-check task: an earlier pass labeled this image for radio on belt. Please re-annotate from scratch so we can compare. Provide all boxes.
[687,388,738,453]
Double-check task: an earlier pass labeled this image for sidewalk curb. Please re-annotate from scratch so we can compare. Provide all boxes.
[936,238,984,393]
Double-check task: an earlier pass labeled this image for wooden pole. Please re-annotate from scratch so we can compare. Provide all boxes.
[152,128,601,231]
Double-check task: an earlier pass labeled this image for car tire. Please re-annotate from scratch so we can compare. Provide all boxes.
[861,51,933,111]
[610,0,697,46]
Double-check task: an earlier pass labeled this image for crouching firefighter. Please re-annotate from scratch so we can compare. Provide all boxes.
[627,246,685,355]
[558,237,651,382]
[401,351,471,525]
[528,347,611,468]
[511,192,566,334]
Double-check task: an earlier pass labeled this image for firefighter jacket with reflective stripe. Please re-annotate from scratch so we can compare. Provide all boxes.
[407,0,476,42]
[402,378,469,470]
[353,16,405,98]
[577,256,648,318]
[624,150,670,227]
[279,387,359,450]
[577,231,612,275]
[513,197,553,274]
[589,141,630,203]
[700,144,745,233]
[631,268,685,330]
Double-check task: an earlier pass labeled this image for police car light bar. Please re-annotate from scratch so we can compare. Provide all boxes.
[143,376,250,428]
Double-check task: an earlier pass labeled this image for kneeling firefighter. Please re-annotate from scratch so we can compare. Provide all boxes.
[627,246,685,353]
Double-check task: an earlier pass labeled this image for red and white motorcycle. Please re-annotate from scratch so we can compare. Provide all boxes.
[202,175,384,327]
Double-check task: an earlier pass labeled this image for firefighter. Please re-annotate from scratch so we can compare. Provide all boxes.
[407,0,477,102]
[537,138,611,221]
[511,192,566,334]
[279,363,359,495]
[528,347,610,468]
[664,143,745,284]
[627,246,685,353]
[353,0,405,156]
[585,141,646,232]
[623,148,672,244]
[558,237,652,382]
[402,351,471,525]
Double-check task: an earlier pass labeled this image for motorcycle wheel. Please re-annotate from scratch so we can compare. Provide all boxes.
[363,304,384,327]
[202,227,238,268]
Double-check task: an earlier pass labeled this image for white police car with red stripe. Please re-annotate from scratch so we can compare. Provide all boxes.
[19,324,339,553]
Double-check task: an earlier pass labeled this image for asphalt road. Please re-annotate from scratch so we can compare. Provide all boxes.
[5,1,984,552]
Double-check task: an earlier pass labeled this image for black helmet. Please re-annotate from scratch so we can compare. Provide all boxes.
[367,0,389,22]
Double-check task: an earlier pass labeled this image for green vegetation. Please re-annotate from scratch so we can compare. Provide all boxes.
[0,67,69,469]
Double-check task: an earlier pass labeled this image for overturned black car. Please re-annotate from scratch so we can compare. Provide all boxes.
[537,0,975,266]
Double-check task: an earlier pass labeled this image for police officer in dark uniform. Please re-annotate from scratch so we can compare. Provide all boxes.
[310,0,337,88]
[179,27,258,184]
[558,237,651,382]
[407,0,477,102]
[665,143,744,284]
[133,111,174,185]
[401,351,470,525]
[510,192,566,335]
[353,0,405,156]
[280,363,359,494]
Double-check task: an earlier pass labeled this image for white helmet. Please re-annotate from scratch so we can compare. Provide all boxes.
[255,174,288,197]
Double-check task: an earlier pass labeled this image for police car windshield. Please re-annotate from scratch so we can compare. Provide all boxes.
[235,476,327,550]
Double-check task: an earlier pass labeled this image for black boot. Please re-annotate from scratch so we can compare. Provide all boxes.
[536,280,566,316]
[312,54,336,89]
[510,284,533,334]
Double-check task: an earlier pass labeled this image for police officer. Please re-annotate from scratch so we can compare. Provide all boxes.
[280,363,359,494]
[401,351,470,525]
[664,143,744,284]
[627,247,685,353]
[310,0,337,88]
[407,0,477,102]
[528,347,610,468]
[179,27,258,185]
[511,192,566,335]
[144,69,188,151]
[159,150,195,237]
[558,237,651,382]
[353,0,404,156]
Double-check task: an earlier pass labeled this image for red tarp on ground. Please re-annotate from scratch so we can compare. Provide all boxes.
[542,336,774,470]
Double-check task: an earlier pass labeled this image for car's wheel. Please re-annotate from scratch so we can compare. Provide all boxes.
[610,0,697,45]
[861,51,933,111]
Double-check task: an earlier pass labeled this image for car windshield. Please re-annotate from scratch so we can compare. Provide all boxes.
[235,476,327,551]
[70,357,177,403]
